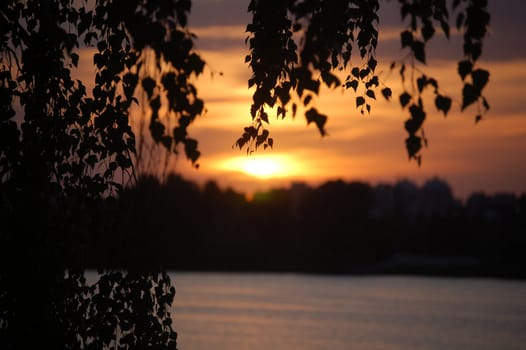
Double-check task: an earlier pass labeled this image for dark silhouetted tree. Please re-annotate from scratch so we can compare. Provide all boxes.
[1,0,202,348]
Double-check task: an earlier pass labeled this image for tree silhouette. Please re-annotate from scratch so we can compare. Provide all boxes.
[237,0,491,165]
[0,0,491,348]
[0,0,200,348]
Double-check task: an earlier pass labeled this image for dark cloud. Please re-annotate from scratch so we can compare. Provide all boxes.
[190,0,526,60]
[194,36,247,52]
[189,0,249,27]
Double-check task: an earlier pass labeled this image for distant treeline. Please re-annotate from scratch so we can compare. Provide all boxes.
[87,173,526,278]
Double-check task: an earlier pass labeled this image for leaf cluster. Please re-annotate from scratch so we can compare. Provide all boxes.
[0,0,205,206]
[238,0,491,164]
[394,0,490,162]
[0,269,177,349]
[60,270,177,349]
[238,0,383,151]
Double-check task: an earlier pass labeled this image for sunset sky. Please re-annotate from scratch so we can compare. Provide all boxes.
[136,0,526,201]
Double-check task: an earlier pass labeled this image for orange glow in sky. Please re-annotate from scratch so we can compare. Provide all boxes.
[165,0,526,201]
[72,1,526,200]
[220,154,303,179]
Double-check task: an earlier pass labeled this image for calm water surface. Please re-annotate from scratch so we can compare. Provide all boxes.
[170,272,526,350]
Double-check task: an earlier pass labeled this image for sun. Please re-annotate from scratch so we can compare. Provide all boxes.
[220,154,298,179]
[242,158,280,178]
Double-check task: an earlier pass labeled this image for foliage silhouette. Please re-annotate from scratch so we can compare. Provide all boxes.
[237,0,491,165]
[0,0,203,348]
[1,0,492,348]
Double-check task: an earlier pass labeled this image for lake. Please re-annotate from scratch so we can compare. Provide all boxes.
[170,272,526,350]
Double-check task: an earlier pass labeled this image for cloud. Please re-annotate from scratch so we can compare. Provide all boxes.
[189,0,250,27]
[189,0,526,61]
[63,1,526,200]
